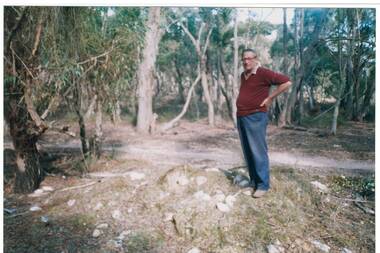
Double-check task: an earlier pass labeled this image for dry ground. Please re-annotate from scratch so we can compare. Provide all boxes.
[3,119,375,252]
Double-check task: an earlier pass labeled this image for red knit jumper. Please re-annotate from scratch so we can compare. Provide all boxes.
[236,67,290,117]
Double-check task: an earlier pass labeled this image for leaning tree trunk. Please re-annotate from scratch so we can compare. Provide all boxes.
[176,20,214,126]
[160,72,201,131]
[136,7,162,133]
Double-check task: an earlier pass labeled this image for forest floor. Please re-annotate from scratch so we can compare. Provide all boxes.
[3,118,375,253]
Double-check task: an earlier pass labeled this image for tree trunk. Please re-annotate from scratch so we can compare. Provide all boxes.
[278,8,288,127]
[160,72,201,131]
[232,12,239,127]
[174,57,186,104]
[285,9,327,125]
[358,70,375,121]
[200,60,215,126]
[90,96,103,158]
[219,51,234,121]
[84,94,97,120]
[4,7,48,193]
[5,82,46,193]
[331,99,340,135]
[136,7,162,133]
[73,79,89,157]
[331,10,346,135]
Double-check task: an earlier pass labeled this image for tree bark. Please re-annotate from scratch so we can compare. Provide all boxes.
[219,50,233,121]
[278,8,289,127]
[331,10,346,135]
[136,7,162,133]
[232,12,239,127]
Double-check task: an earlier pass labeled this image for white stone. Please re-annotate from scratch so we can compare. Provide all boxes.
[187,247,201,253]
[127,172,145,181]
[159,191,170,199]
[92,229,102,237]
[94,202,103,210]
[67,199,76,207]
[117,230,131,239]
[96,223,109,229]
[128,208,133,213]
[267,244,285,253]
[164,212,174,222]
[238,180,250,187]
[194,191,212,201]
[28,189,47,198]
[42,186,54,192]
[107,239,122,249]
[112,210,122,220]
[205,167,219,172]
[177,175,189,186]
[216,202,230,213]
[195,176,207,186]
[30,205,42,212]
[311,181,329,193]
[40,216,49,223]
[225,195,237,208]
[311,240,330,252]
[233,175,244,184]
[214,193,226,202]
[243,190,252,196]
[341,248,353,253]
[34,189,44,194]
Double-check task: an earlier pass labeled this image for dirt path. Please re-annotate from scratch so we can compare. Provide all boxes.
[30,125,374,173]
[108,138,374,171]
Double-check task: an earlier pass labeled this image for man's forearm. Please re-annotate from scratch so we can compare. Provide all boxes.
[269,81,292,100]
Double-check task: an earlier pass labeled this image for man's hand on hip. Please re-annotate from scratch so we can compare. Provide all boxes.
[260,97,273,110]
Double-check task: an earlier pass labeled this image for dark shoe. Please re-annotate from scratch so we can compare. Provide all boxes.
[252,189,267,198]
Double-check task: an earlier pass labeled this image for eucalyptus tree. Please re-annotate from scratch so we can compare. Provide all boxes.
[136,7,163,133]
[169,8,215,126]
[4,7,77,192]
[282,8,330,125]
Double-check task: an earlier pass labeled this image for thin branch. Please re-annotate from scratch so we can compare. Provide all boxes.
[30,17,43,58]
[77,46,114,65]
[197,22,204,45]
[176,20,199,53]
[10,44,36,79]
[202,27,213,58]
[57,181,98,192]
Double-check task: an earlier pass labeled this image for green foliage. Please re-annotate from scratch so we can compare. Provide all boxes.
[331,174,375,199]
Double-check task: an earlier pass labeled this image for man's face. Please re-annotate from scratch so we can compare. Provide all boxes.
[242,51,257,72]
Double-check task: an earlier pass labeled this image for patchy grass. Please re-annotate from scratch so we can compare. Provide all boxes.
[4,162,375,252]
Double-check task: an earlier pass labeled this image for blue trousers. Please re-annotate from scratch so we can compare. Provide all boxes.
[237,112,270,190]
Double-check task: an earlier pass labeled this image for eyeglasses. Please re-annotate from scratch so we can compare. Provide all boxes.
[242,57,257,61]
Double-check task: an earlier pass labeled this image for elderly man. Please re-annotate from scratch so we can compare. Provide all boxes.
[236,48,292,198]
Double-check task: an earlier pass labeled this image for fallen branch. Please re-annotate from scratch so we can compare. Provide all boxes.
[330,195,374,203]
[57,181,98,192]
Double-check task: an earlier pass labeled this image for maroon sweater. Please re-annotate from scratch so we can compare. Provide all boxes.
[236,67,290,117]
